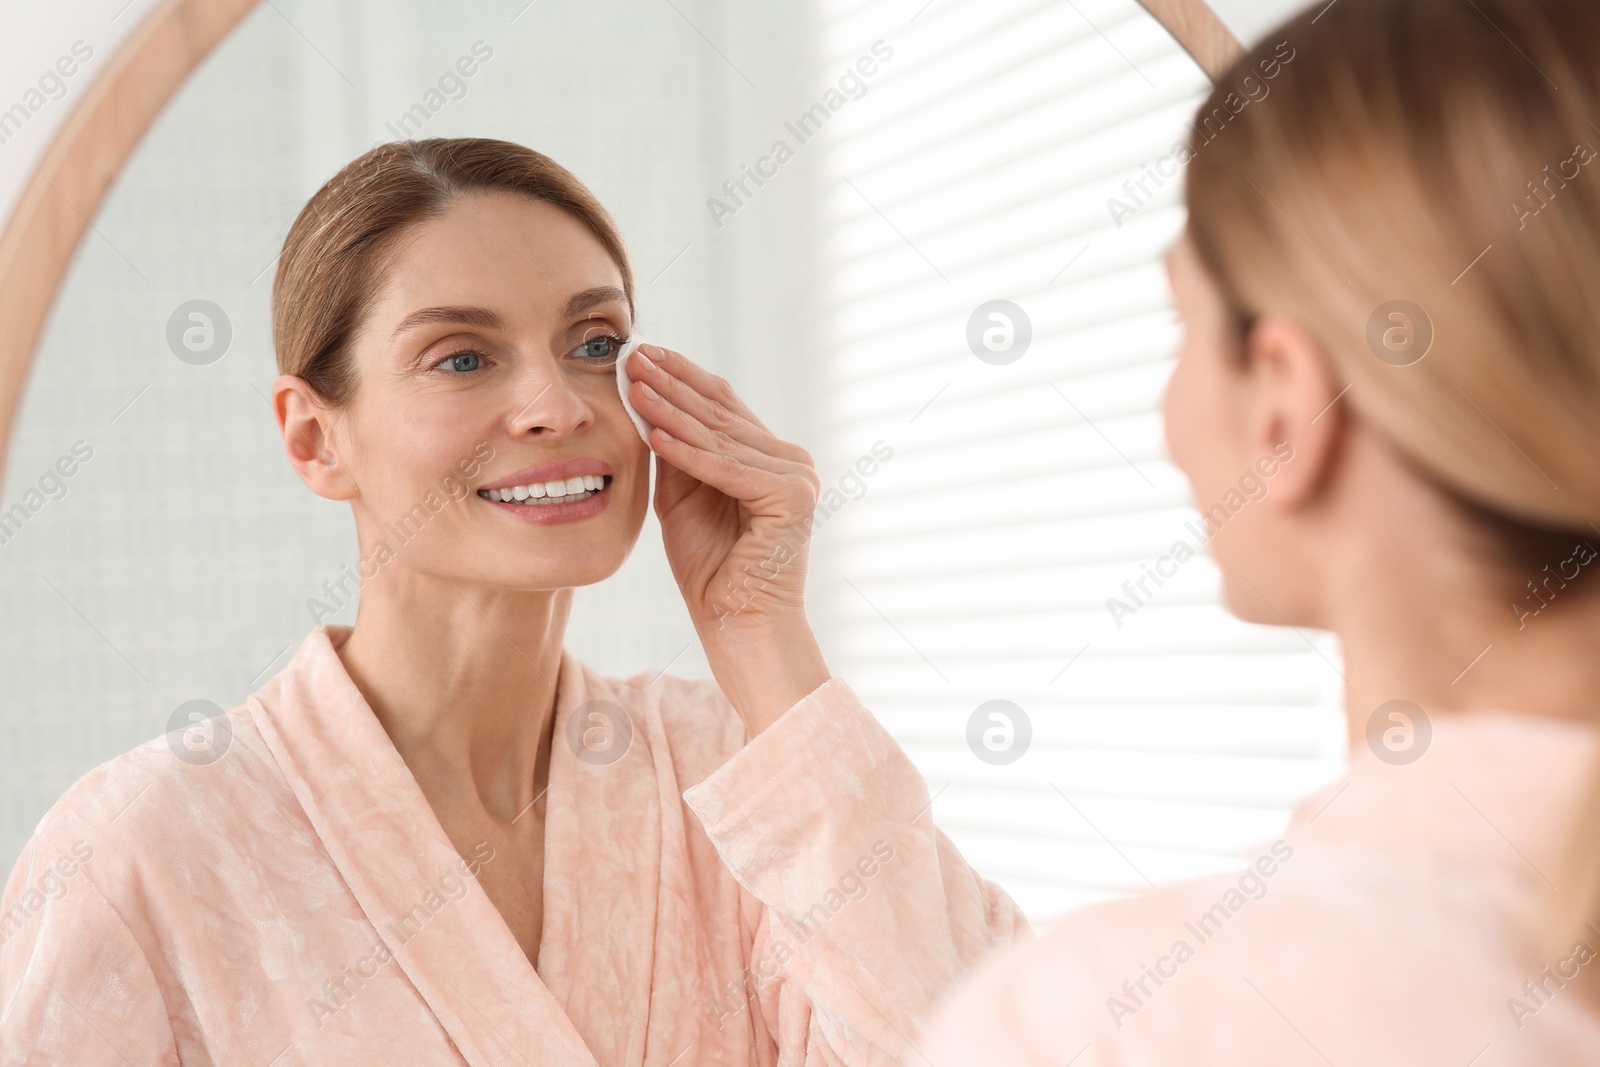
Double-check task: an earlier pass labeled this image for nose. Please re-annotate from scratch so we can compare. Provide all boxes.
[506,355,593,439]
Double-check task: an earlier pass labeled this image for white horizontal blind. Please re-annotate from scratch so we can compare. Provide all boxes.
[809,0,1347,921]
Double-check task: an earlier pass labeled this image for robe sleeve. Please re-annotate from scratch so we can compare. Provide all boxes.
[0,832,181,1067]
[682,675,1030,1066]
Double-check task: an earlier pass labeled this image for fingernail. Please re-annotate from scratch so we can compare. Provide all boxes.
[638,382,659,400]
[645,344,667,362]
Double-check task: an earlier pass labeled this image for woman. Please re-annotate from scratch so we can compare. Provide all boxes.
[0,139,1024,1065]
[921,0,1600,1063]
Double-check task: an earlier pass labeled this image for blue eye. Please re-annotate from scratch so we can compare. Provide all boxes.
[434,349,488,374]
[574,335,623,364]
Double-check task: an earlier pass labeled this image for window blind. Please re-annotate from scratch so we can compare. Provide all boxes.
[809,0,1347,920]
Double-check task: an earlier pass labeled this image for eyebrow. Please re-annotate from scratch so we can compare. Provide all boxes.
[389,304,503,341]
[388,286,631,342]
[562,286,629,320]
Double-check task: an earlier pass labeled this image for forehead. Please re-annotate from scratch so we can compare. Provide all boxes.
[372,190,627,325]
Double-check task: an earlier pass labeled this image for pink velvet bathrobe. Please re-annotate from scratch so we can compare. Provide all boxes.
[921,709,1600,1066]
[0,624,1025,1066]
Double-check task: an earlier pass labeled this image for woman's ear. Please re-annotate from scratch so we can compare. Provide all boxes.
[273,374,358,502]
[1240,314,1346,512]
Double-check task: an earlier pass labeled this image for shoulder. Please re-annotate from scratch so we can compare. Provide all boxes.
[0,726,204,1058]
[626,666,877,748]
[577,661,748,781]
[577,659,885,790]
[925,842,1562,1065]
[0,828,180,1062]
[9,702,296,921]
[26,703,246,828]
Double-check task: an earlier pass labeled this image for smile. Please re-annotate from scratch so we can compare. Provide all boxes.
[477,474,611,506]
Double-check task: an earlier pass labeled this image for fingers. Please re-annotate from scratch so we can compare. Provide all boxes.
[638,375,810,483]
[649,423,819,516]
[634,345,767,429]
[629,347,815,468]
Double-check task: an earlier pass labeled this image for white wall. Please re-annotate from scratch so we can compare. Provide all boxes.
[1208,0,1314,46]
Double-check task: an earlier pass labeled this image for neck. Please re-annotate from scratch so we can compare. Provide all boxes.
[335,567,570,824]
[1325,526,1600,749]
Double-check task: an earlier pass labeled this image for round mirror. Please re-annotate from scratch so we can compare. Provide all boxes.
[0,0,1343,931]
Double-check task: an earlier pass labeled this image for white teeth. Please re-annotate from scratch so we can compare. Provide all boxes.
[481,475,608,505]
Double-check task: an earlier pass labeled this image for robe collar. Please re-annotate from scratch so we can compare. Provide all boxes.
[247,624,662,1066]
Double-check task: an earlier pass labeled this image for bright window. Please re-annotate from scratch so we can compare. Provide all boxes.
[809,0,1346,920]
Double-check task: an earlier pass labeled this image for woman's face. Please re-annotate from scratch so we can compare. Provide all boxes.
[323,189,650,592]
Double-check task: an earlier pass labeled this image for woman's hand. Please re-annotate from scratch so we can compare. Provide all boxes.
[625,343,831,733]
[626,343,818,632]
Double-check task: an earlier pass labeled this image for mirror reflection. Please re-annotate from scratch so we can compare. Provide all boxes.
[0,0,1350,1061]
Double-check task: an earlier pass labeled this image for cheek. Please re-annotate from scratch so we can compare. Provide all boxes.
[1162,341,1239,504]
[591,375,649,471]
[588,379,652,530]
[344,394,486,514]
[622,438,650,507]
[394,415,483,493]
[1162,345,1209,478]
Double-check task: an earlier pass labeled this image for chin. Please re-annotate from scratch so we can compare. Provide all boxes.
[525,544,633,587]
[1222,571,1316,629]
[1218,574,1276,627]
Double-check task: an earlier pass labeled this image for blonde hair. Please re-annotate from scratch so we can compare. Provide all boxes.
[272,137,634,408]
[1184,0,1600,962]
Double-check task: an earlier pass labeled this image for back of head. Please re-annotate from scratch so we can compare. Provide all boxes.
[1183,0,1600,966]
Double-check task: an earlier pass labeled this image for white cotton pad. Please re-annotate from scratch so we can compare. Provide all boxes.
[615,337,656,444]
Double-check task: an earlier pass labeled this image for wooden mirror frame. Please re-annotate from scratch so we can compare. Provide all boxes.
[0,0,1241,488]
